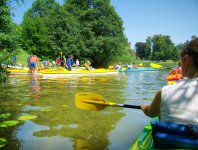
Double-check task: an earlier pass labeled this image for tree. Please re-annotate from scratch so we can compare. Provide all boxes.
[144,36,152,59]
[135,42,146,60]
[65,0,128,67]
[0,0,21,82]
[152,34,178,61]
[21,0,59,59]
[45,5,81,59]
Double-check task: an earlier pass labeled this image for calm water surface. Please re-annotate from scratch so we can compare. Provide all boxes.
[0,70,168,150]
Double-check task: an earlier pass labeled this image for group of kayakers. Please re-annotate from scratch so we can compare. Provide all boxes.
[140,38,198,148]
[114,62,138,70]
[27,52,95,75]
[27,54,77,75]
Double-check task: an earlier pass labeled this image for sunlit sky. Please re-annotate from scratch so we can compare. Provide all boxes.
[11,0,198,48]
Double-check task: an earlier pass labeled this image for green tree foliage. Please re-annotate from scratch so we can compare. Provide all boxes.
[21,16,49,57]
[22,0,129,67]
[135,42,147,60]
[65,0,129,67]
[0,0,21,82]
[45,5,81,59]
[21,0,59,59]
[135,34,180,61]
[152,34,179,61]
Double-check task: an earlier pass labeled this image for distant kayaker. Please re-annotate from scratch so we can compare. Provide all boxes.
[75,59,80,67]
[84,61,92,70]
[66,55,74,71]
[56,57,61,66]
[29,55,39,75]
[61,55,67,68]
[169,60,182,75]
[115,62,122,70]
[140,38,198,124]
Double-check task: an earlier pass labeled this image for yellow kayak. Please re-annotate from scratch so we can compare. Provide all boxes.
[7,68,118,77]
[150,63,163,69]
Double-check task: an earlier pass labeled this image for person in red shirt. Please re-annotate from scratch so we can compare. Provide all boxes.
[29,55,39,75]
[56,57,61,66]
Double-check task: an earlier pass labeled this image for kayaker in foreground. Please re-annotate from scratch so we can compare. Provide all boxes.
[140,38,198,147]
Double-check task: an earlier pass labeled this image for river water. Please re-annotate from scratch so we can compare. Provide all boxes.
[0,70,168,150]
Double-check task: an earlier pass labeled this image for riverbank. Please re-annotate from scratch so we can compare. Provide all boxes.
[16,49,177,69]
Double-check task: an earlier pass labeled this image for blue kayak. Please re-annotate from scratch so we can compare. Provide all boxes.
[119,67,158,72]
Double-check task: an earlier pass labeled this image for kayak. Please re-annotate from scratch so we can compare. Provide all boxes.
[7,68,43,75]
[150,63,163,69]
[41,69,118,77]
[7,68,118,77]
[130,119,154,150]
[130,118,198,149]
[119,67,158,72]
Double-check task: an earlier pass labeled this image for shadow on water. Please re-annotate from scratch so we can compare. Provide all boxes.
[0,71,168,150]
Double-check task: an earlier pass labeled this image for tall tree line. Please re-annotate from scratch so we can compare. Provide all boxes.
[21,0,129,67]
[0,0,22,81]
[1,0,196,83]
[135,35,197,61]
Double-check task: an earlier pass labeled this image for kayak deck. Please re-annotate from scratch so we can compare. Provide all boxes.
[119,67,158,72]
[7,68,118,77]
[130,120,153,150]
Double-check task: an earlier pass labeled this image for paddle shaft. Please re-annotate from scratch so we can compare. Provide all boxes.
[115,103,141,109]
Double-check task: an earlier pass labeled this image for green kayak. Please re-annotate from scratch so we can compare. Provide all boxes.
[130,118,198,149]
[130,119,154,150]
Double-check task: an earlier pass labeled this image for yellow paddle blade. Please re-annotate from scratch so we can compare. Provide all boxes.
[150,63,163,69]
[75,92,116,111]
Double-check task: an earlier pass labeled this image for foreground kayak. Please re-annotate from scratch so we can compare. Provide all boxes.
[119,67,158,72]
[130,119,154,150]
[130,118,198,149]
[7,68,118,77]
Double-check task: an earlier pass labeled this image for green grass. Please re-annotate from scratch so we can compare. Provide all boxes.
[16,49,30,67]
[110,57,177,68]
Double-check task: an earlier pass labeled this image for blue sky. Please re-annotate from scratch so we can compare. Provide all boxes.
[11,0,198,48]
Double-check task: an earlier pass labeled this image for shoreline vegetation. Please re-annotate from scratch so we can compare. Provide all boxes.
[16,49,176,69]
[1,0,188,83]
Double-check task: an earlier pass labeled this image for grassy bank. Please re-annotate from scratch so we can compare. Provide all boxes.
[16,49,30,67]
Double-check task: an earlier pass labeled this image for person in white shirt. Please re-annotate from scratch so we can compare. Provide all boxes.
[141,38,198,124]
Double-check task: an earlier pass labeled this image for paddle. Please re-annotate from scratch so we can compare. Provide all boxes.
[150,63,172,69]
[75,92,141,111]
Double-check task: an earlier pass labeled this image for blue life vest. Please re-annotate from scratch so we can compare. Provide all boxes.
[151,121,198,149]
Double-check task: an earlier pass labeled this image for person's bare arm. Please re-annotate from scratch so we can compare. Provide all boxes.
[140,90,161,117]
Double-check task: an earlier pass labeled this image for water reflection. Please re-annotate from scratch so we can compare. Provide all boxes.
[0,71,168,150]
[29,76,41,100]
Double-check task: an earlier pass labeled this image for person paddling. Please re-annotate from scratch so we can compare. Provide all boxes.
[140,38,198,148]
[141,38,198,123]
